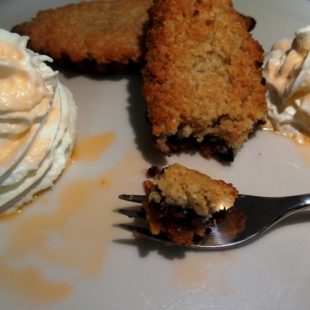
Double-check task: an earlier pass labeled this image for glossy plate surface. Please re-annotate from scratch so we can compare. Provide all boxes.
[0,1,310,309]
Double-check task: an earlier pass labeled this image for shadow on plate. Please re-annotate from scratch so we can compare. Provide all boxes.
[56,60,167,165]
[113,238,190,260]
[126,76,167,165]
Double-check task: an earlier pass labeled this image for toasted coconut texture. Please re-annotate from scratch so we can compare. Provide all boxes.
[143,164,238,246]
[12,0,153,73]
[142,0,267,161]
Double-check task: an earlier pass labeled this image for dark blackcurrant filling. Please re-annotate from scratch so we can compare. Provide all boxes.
[148,201,209,227]
[147,200,226,232]
[144,186,229,245]
[165,134,235,162]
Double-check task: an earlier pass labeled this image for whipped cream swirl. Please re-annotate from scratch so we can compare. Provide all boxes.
[0,29,77,212]
[263,25,310,143]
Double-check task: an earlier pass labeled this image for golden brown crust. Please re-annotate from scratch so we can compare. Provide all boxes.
[12,0,153,71]
[147,163,238,216]
[142,0,267,160]
[143,164,238,245]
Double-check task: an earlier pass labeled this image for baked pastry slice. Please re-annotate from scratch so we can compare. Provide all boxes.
[143,164,238,246]
[142,0,267,161]
[12,0,153,73]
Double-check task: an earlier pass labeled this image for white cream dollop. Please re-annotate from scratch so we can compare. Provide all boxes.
[263,25,310,143]
[0,28,77,213]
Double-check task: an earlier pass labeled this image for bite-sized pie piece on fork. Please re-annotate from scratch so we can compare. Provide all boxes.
[12,0,153,73]
[126,164,238,246]
[142,0,267,161]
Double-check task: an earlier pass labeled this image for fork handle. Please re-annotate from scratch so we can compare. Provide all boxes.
[289,193,310,208]
[237,193,310,224]
[278,193,310,216]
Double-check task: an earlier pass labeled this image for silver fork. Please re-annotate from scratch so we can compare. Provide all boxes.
[117,193,310,249]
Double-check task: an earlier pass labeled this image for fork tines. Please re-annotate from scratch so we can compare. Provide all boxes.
[117,194,147,220]
[117,206,146,219]
[117,194,169,244]
[118,194,145,203]
[117,194,191,247]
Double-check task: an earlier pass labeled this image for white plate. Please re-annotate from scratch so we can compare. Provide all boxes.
[0,1,310,309]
